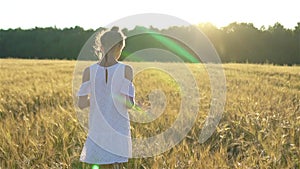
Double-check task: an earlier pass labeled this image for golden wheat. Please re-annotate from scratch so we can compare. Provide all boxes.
[0,58,299,168]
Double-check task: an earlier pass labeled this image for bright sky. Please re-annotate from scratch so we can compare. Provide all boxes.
[1,0,299,30]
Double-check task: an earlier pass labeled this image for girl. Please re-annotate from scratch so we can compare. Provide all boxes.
[77,27,135,169]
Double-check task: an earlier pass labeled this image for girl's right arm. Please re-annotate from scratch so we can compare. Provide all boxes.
[77,67,90,109]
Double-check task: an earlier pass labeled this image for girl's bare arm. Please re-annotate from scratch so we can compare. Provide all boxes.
[125,65,135,108]
[77,67,90,109]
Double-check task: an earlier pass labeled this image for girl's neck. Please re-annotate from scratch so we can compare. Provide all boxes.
[99,58,118,67]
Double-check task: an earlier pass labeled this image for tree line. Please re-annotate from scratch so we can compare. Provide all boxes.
[0,22,299,65]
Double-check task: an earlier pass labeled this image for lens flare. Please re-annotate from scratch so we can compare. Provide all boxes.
[73,13,226,159]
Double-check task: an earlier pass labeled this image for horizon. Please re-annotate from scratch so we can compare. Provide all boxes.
[1,21,299,31]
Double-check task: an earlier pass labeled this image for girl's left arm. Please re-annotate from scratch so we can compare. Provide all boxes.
[125,65,135,109]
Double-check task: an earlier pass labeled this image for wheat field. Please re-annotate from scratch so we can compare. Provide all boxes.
[0,58,299,168]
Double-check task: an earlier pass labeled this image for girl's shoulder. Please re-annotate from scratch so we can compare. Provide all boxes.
[82,63,99,81]
[118,62,133,72]
[118,62,133,81]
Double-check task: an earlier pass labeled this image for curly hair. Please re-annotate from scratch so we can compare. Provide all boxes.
[93,26,126,60]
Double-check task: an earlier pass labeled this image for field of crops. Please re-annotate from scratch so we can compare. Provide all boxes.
[0,58,299,168]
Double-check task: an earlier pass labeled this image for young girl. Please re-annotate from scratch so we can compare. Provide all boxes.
[77,27,135,169]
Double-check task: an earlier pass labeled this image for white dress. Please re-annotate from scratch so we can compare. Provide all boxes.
[76,62,135,164]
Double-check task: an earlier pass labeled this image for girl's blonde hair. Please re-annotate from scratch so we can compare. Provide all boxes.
[94,26,126,60]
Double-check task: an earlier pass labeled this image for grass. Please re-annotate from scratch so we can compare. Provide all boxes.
[0,58,299,168]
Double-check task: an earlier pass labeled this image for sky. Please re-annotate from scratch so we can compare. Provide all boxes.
[0,0,299,30]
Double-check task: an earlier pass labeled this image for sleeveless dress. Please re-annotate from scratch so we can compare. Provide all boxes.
[76,62,135,164]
